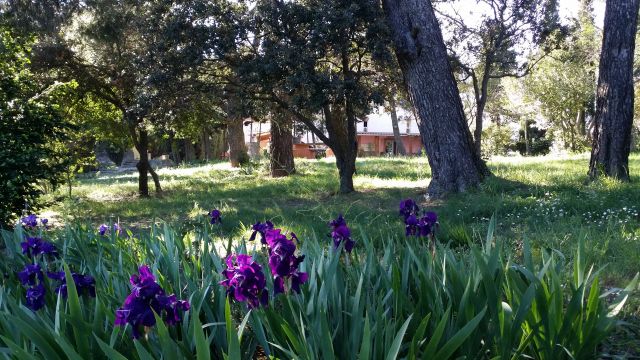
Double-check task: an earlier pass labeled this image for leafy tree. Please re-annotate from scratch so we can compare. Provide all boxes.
[524,1,599,152]
[9,0,215,196]
[382,0,490,197]
[438,0,562,155]
[589,0,640,180]
[0,26,69,226]
[236,0,392,193]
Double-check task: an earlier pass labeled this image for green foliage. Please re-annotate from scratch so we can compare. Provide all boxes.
[514,120,552,156]
[481,125,515,157]
[0,27,70,226]
[524,2,599,152]
[0,215,634,359]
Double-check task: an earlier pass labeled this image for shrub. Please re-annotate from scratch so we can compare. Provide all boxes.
[481,125,515,158]
[514,121,552,156]
[0,28,70,227]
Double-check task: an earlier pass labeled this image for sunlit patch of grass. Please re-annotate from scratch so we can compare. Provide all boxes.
[43,154,640,281]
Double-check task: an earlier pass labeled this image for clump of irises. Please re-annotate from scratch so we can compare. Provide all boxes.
[17,265,47,311]
[329,214,355,253]
[115,265,190,339]
[20,214,49,229]
[48,271,96,298]
[98,223,122,236]
[21,237,58,258]
[17,236,95,311]
[18,237,59,311]
[399,198,438,238]
[222,221,308,308]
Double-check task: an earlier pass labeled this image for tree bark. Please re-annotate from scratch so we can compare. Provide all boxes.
[133,128,162,197]
[324,104,357,193]
[389,95,407,155]
[382,0,490,197]
[588,0,640,181]
[227,117,248,167]
[270,115,296,177]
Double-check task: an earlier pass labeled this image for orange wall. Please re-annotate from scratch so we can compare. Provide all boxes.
[255,134,422,158]
[293,144,316,159]
[357,135,422,156]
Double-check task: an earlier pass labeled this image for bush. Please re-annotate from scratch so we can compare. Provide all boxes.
[0,28,69,227]
[481,125,515,158]
[0,210,635,359]
[514,121,552,156]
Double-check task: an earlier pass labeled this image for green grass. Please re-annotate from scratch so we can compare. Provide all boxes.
[44,154,640,283]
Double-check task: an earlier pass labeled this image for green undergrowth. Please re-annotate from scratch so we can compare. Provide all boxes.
[1,217,638,358]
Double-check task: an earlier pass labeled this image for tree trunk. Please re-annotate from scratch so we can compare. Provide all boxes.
[474,95,487,156]
[227,118,248,167]
[149,165,162,194]
[270,115,296,177]
[382,0,490,198]
[135,129,150,197]
[184,140,196,162]
[577,109,586,136]
[588,0,640,181]
[473,57,492,156]
[324,104,357,193]
[389,95,407,155]
[336,152,356,193]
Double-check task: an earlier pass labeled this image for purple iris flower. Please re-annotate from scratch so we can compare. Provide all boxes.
[405,215,420,236]
[423,211,437,225]
[47,271,96,298]
[98,224,109,236]
[18,264,44,286]
[329,214,355,253]
[399,199,420,219]
[249,221,274,244]
[220,254,269,309]
[264,230,308,294]
[20,237,58,258]
[115,265,190,339]
[113,223,122,236]
[25,284,46,311]
[404,211,438,237]
[209,209,222,225]
[20,214,38,228]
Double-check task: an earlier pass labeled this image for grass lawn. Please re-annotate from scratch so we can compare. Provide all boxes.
[36,153,640,354]
[44,154,640,283]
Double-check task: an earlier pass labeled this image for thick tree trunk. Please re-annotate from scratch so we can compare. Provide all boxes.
[588,0,639,181]
[134,129,150,197]
[227,118,248,167]
[324,104,357,193]
[270,115,296,177]
[389,95,407,155]
[336,152,356,193]
[382,0,490,197]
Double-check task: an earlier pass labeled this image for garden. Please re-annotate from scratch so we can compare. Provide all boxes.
[3,0,640,358]
[1,156,639,359]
